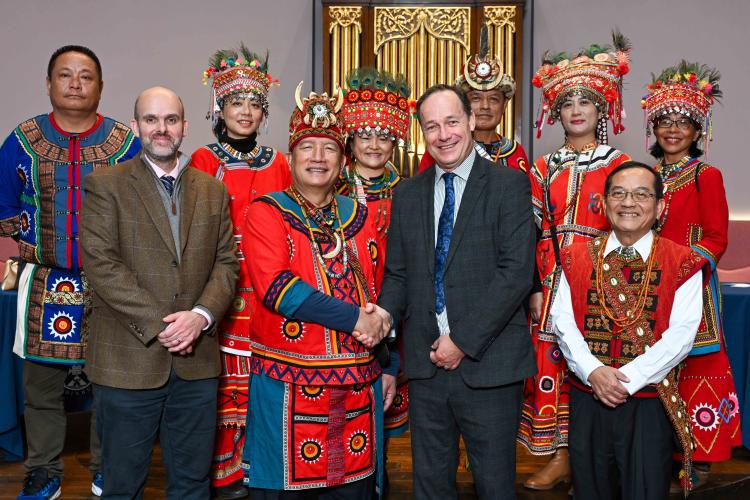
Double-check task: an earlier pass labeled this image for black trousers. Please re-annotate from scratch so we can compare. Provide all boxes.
[250,475,374,500]
[569,386,673,500]
[408,370,523,500]
[94,371,218,500]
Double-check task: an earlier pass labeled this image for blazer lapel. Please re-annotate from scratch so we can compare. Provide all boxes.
[446,156,487,270]
[420,168,437,275]
[130,157,178,260]
[179,169,196,254]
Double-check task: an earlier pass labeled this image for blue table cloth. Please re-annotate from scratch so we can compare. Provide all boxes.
[722,283,750,449]
[0,290,23,461]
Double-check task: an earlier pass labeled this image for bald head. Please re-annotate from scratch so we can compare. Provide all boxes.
[133,86,184,120]
[131,86,188,168]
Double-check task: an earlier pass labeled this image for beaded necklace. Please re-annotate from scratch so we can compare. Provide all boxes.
[220,142,260,161]
[541,141,598,223]
[345,162,395,236]
[287,186,349,279]
[654,155,691,232]
[595,233,659,328]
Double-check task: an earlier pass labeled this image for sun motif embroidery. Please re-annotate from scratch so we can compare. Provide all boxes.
[300,385,325,400]
[19,211,32,237]
[691,402,719,431]
[281,318,304,342]
[51,277,80,293]
[348,431,368,455]
[299,439,323,463]
[47,312,77,341]
[727,392,740,419]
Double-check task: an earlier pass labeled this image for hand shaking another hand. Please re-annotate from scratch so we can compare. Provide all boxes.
[351,303,392,349]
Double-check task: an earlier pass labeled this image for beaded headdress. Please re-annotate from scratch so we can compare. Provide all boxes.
[289,81,346,152]
[532,31,631,142]
[202,43,279,125]
[342,68,412,146]
[642,60,722,148]
[456,25,515,98]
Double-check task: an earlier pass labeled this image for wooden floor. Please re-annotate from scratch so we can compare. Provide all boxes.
[1,413,749,499]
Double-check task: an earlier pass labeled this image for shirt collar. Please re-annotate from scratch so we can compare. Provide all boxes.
[142,151,188,179]
[604,230,654,261]
[433,149,476,185]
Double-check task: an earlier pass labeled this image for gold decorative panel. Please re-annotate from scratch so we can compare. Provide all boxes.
[328,6,363,93]
[484,5,518,141]
[323,2,523,177]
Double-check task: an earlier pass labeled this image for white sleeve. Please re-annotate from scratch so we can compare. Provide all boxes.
[619,271,703,394]
[551,272,604,385]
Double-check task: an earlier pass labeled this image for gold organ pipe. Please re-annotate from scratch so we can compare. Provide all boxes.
[432,37,439,87]
[506,25,515,139]
[390,40,398,75]
[331,27,340,92]
[399,39,407,76]
[344,26,352,88]
[353,27,360,71]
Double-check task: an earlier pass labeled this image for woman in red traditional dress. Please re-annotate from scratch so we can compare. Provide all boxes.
[519,34,632,490]
[643,61,741,491]
[190,44,291,499]
[338,69,412,495]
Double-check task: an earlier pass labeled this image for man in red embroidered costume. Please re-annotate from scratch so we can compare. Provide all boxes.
[191,44,291,500]
[417,26,528,174]
[552,161,706,499]
[520,33,632,490]
[241,82,391,499]
[0,45,140,499]
[642,61,740,491]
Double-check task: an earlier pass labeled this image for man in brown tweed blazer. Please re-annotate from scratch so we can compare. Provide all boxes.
[80,86,238,499]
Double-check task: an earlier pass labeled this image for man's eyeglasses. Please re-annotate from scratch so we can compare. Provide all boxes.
[607,190,656,202]
[654,117,693,130]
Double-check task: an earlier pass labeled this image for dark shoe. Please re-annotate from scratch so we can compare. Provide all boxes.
[91,472,103,497]
[17,469,62,500]
[212,479,249,500]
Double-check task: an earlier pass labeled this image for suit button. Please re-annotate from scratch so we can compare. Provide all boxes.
[171,261,178,267]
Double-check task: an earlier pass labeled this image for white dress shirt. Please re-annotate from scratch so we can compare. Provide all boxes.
[433,149,476,335]
[551,230,703,395]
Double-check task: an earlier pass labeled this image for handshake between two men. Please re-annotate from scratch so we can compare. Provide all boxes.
[352,303,393,349]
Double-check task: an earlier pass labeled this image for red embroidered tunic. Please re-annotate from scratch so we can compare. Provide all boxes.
[191,144,291,355]
[518,144,630,454]
[654,156,741,461]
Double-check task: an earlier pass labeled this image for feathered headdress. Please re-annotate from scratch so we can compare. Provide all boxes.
[642,60,722,148]
[532,30,631,142]
[456,25,515,98]
[289,81,346,152]
[202,43,279,125]
[342,67,412,145]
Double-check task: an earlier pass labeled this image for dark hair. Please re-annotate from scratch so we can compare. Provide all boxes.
[604,160,664,200]
[416,84,471,123]
[649,117,703,159]
[47,45,102,82]
[212,117,225,139]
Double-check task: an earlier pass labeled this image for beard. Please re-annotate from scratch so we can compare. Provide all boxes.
[142,134,181,162]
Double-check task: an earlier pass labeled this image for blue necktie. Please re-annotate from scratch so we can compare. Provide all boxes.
[434,172,455,314]
[160,175,175,196]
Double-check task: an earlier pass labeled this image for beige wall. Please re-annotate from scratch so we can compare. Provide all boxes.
[0,0,316,157]
[0,0,747,218]
[526,0,750,218]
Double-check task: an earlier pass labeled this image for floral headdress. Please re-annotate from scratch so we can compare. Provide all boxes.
[342,68,413,146]
[289,81,346,152]
[532,31,631,143]
[202,43,279,126]
[642,60,722,149]
[456,25,515,98]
